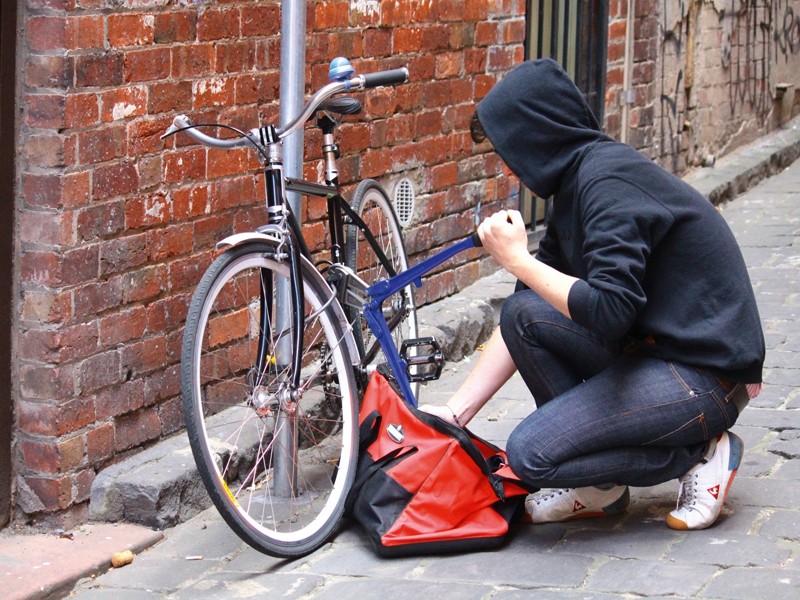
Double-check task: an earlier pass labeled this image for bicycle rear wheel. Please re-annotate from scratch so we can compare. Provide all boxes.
[181,242,358,558]
[345,179,418,395]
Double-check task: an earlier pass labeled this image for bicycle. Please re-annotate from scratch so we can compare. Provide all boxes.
[163,58,479,558]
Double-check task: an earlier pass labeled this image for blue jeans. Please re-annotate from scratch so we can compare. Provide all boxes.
[500,289,741,489]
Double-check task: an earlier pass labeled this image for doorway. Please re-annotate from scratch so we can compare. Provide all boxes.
[524,0,610,231]
[0,0,18,527]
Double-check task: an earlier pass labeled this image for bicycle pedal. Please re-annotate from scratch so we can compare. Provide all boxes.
[400,337,444,382]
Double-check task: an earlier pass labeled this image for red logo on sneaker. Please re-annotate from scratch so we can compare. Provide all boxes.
[573,501,586,513]
[707,484,720,499]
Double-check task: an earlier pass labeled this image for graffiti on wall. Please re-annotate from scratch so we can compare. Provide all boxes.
[658,0,800,166]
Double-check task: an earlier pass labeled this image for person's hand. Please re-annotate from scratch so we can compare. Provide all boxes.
[477,209,530,274]
[418,403,460,426]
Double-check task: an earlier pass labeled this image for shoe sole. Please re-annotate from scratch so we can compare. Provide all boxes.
[666,432,744,531]
[524,487,630,524]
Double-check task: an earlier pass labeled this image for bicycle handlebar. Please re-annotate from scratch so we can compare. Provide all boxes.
[161,63,409,149]
[362,68,409,89]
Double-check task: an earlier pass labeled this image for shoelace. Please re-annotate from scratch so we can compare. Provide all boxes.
[675,474,698,511]
[535,488,572,505]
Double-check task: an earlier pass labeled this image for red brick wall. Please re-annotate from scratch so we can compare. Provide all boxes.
[15,0,526,526]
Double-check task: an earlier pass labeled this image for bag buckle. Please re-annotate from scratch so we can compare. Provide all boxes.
[400,337,444,382]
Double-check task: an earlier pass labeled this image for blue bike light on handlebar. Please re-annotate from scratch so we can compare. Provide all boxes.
[328,57,355,82]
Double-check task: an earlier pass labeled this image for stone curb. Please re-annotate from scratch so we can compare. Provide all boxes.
[683,116,800,205]
[88,116,800,530]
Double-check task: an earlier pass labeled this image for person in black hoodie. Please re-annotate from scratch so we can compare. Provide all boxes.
[420,58,765,530]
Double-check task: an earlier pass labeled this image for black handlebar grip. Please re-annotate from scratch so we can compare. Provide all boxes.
[470,231,483,247]
[362,68,409,88]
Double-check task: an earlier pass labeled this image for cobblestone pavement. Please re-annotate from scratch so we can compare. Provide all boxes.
[61,159,800,599]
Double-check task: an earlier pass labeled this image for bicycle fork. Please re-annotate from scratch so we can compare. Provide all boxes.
[259,126,306,498]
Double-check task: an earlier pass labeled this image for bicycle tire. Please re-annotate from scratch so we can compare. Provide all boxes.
[181,242,358,558]
[344,179,419,398]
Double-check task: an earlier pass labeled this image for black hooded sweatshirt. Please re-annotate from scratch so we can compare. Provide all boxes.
[477,58,764,383]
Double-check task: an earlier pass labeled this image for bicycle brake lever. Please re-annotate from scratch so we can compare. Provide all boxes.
[161,115,193,140]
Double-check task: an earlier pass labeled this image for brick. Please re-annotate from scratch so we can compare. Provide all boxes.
[17,397,94,438]
[364,27,392,57]
[18,208,72,247]
[168,251,215,292]
[87,422,115,464]
[365,87,398,118]
[114,407,162,452]
[242,5,281,36]
[198,7,241,41]
[435,52,464,79]
[76,200,125,241]
[153,11,196,44]
[148,80,193,114]
[19,289,72,325]
[171,184,210,220]
[486,45,516,71]
[98,306,147,348]
[93,161,140,201]
[100,86,148,122]
[158,396,184,436]
[145,293,189,335]
[216,40,257,73]
[120,264,168,304]
[123,47,171,83]
[503,18,526,44]
[99,232,149,276]
[191,213,234,250]
[25,55,73,88]
[27,17,66,52]
[147,223,193,262]
[121,336,167,377]
[79,350,122,394]
[193,77,236,109]
[125,192,171,231]
[19,245,97,287]
[360,147,392,179]
[19,438,61,475]
[432,162,459,190]
[171,43,215,78]
[332,30,365,57]
[76,52,124,88]
[130,116,175,155]
[314,1,349,30]
[78,125,128,164]
[73,278,124,319]
[19,321,98,364]
[24,133,68,168]
[19,363,77,402]
[73,468,95,504]
[65,93,100,129]
[27,0,75,9]
[394,26,424,53]
[206,147,256,179]
[66,15,104,50]
[108,13,155,47]
[24,476,72,511]
[234,72,280,104]
[94,379,145,421]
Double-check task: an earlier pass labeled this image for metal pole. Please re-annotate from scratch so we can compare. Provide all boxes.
[274,0,306,498]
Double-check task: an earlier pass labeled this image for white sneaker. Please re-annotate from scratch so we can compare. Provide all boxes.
[666,431,744,530]
[524,485,630,524]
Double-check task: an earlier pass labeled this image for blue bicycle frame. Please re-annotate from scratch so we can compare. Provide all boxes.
[363,233,482,407]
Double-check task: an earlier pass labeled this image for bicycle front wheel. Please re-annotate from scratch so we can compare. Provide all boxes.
[181,242,358,558]
[345,179,419,394]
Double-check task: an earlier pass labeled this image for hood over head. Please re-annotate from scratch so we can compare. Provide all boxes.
[477,58,607,198]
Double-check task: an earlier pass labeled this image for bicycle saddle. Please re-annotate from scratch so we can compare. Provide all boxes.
[319,96,363,115]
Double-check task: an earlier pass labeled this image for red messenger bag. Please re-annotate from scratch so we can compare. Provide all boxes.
[345,370,532,557]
